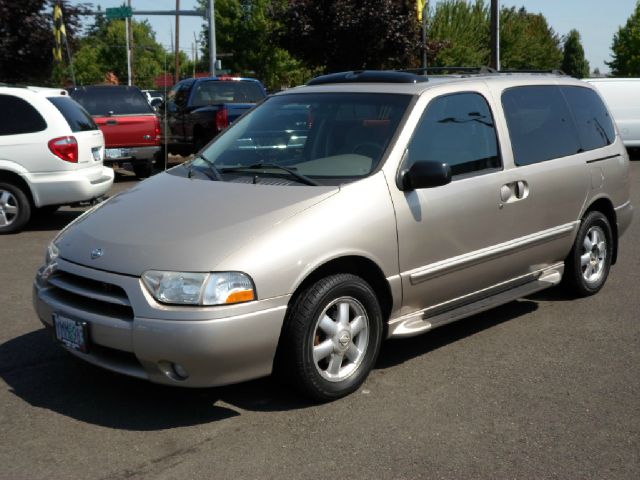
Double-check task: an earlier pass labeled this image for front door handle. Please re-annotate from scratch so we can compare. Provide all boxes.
[500,180,529,204]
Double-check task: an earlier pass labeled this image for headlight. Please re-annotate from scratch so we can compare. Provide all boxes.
[141,270,256,306]
[45,242,59,265]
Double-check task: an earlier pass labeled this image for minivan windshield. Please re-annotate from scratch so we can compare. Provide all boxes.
[194,92,412,185]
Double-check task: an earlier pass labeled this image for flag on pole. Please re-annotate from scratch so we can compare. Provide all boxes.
[417,0,424,22]
[53,3,66,62]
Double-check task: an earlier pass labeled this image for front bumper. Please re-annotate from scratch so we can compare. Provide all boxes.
[33,258,289,387]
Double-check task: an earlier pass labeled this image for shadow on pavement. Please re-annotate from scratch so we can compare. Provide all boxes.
[24,210,84,232]
[1,299,539,429]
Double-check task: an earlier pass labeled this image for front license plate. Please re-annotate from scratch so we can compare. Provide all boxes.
[53,314,89,353]
[105,148,130,160]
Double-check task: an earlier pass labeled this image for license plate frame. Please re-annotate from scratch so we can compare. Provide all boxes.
[53,314,89,353]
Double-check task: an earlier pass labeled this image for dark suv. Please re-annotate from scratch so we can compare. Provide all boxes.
[161,76,267,156]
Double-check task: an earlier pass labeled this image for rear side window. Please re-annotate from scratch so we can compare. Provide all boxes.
[406,92,501,176]
[191,81,266,107]
[560,86,616,151]
[0,94,47,135]
[502,86,581,166]
[47,96,98,132]
[70,88,153,115]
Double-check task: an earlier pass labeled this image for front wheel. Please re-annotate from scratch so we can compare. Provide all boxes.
[278,274,383,401]
[564,211,613,296]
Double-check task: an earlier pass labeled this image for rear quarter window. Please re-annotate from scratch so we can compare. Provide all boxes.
[0,94,47,135]
[560,86,616,151]
[47,96,98,132]
[502,85,581,166]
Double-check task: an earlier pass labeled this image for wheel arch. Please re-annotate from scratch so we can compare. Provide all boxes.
[583,196,618,264]
[0,169,35,207]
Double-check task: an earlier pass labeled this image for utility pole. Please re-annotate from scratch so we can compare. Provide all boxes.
[128,0,134,84]
[490,0,500,70]
[175,0,180,84]
[421,1,428,70]
[125,16,131,85]
[209,0,216,76]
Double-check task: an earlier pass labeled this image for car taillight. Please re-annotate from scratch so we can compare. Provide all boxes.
[216,108,228,132]
[154,116,161,141]
[48,136,78,163]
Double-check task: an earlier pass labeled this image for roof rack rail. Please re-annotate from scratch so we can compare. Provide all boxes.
[400,66,497,75]
[307,70,428,86]
[498,69,567,75]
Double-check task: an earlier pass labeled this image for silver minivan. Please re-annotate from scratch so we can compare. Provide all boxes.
[33,71,633,400]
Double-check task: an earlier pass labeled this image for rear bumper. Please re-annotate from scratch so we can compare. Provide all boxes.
[105,146,160,163]
[26,166,114,208]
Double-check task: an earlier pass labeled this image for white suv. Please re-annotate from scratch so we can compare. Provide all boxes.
[0,86,114,233]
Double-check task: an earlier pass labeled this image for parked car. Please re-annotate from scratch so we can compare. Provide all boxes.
[160,75,267,156]
[68,85,161,178]
[34,71,632,400]
[584,78,640,151]
[0,86,113,234]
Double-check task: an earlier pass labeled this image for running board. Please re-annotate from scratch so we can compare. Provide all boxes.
[388,264,563,338]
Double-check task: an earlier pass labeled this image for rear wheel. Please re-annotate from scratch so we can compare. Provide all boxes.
[133,160,153,179]
[278,274,383,401]
[0,182,31,234]
[564,211,613,296]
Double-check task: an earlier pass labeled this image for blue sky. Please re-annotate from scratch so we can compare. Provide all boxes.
[82,0,637,73]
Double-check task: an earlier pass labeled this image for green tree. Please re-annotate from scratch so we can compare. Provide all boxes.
[428,0,490,67]
[198,0,314,90]
[561,29,589,78]
[500,6,562,70]
[607,1,640,76]
[280,0,419,73]
[73,18,166,88]
[0,0,89,85]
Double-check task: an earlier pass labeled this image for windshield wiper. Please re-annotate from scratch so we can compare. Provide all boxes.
[221,163,320,186]
[187,154,223,181]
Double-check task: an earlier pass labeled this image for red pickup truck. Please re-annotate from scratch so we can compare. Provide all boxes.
[69,85,161,178]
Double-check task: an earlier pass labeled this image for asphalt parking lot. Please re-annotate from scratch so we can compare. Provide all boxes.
[1,161,639,480]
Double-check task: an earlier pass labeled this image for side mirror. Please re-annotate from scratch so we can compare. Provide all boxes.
[150,98,163,109]
[399,161,452,191]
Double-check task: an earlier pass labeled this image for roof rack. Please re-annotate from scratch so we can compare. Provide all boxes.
[401,66,497,75]
[497,69,566,75]
[307,70,428,86]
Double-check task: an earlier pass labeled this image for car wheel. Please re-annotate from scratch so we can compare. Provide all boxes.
[153,147,166,172]
[133,160,153,179]
[0,182,31,234]
[279,273,383,401]
[564,210,613,296]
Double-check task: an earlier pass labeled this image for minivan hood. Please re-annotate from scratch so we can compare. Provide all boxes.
[56,172,338,275]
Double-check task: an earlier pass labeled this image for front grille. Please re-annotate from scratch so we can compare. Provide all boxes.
[46,270,134,321]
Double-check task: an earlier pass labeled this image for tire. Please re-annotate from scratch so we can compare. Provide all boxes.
[133,160,153,179]
[0,182,31,234]
[153,146,166,172]
[563,210,613,296]
[278,273,383,401]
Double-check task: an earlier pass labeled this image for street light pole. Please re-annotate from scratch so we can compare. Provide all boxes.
[209,0,216,76]
[421,1,428,70]
[490,0,500,70]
